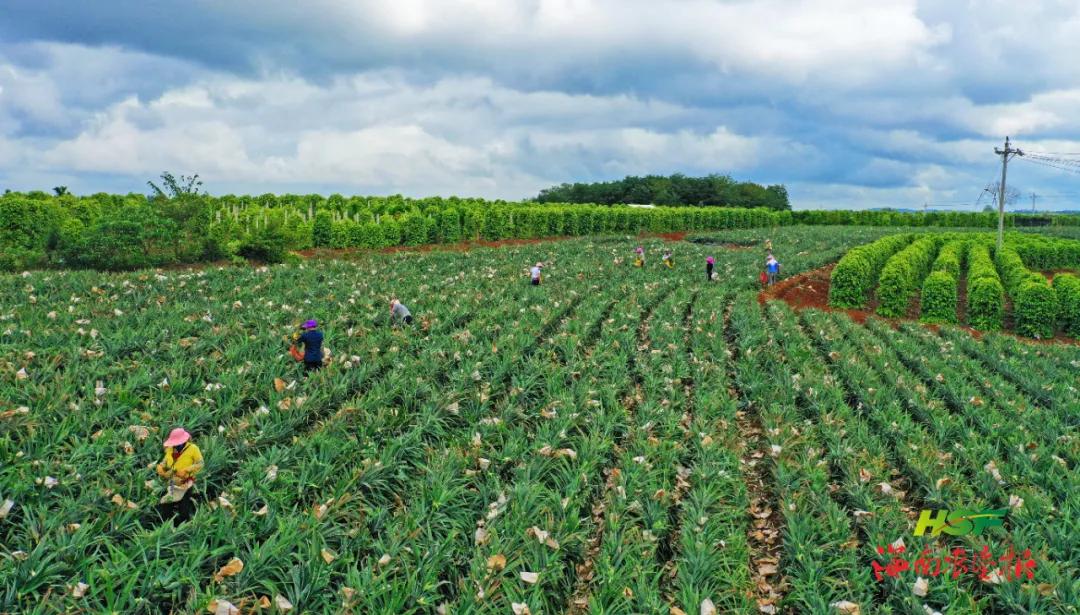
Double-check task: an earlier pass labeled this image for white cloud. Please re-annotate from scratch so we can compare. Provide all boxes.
[8,68,798,198]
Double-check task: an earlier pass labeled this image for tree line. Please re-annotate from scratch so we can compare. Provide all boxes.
[534,173,790,210]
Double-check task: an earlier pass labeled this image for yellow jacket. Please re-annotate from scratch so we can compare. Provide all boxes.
[157,443,204,485]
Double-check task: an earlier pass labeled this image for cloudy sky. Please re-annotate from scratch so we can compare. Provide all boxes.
[2,1,1080,210]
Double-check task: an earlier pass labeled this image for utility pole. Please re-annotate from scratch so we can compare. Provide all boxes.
[994,137,1023,251]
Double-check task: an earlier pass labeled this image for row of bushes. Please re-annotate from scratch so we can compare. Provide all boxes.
[1010,234,1080,270]
[919,240,967,324]
[966,242,1005,331]
[1,191,784,270]
[1053,274,1080,337]
[311,205,786,250]
[828,234,913,308]
[876,235,943,317]
[995,244,1058,338]
[791,209,1080,228]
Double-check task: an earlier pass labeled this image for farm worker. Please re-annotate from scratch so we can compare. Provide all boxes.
[706,256,715,281]
[390,299,413,326]
[530,263,543,286]
[764,238,773,252]
[662,251,674,268]
[634,247,645,268]
[295,319,325,372]
[156,427,203,522]
[765,254,781,286]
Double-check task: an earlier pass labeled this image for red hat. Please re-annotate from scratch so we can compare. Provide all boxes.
[163,427,191,447]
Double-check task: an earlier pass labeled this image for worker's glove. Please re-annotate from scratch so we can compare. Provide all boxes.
[156,464,169,478]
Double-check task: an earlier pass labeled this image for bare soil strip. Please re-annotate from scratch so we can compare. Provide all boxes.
[724,300,785,613]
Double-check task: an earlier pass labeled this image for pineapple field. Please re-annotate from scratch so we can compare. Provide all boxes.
[1,226,1078,614]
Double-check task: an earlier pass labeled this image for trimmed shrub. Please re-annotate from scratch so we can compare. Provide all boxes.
[312,211,333,247]
[996,243,1057,338]
[966,242,1004,331]
[931,240,966,277]
[920,270,958,324]
[876,235,942,317]
[380,218,402,246]
[829,234,912,308]
[1013,282,1058,338]
[330,220,358,248]
[1053,274,1080,337]
[401,213,429,246]
[238,220,292,263]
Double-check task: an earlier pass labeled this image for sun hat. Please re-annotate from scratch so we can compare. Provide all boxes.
[706,256,715,264]
[535,262,543,268]
[303,319,318,329]
[163,427,191,447]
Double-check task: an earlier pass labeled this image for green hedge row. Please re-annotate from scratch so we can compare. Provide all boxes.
[790,209,1080,227]
[966,242,1004,331]
[316,205,784,250]
[931,240,966,277]
[1054,275,1080,337]
[876,235,942,317]
[919,240,967,324]
[828,234,913,308]
[1053,274,1080,337]
[1010,234,1080,270]
[996,243,1058,338]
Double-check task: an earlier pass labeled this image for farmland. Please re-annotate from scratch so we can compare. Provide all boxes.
[1,225,1079,614]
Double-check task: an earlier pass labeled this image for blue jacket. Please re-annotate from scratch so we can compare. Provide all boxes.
[298,330,324,363]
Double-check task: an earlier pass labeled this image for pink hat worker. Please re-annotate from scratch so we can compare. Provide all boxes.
[163,427,191,447]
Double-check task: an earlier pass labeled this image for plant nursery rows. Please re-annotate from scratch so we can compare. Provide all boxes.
[1,226,1078,614]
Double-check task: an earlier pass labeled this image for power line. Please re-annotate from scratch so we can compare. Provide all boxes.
[1026,153,1080,168]
[1020,156,1080,176]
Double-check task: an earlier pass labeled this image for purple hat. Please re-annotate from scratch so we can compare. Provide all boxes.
[303,319,318,329]
[706,256,715,264]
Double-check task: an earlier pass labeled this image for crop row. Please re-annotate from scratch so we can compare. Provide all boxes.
[966,241,1005,330]
[828,234,913,308]
[920,239,966,324]
[995,243,1058,338]
[876,234,943,317]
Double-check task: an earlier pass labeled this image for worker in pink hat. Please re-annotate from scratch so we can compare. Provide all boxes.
[156,427,203,522]
[706,256,715,282]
